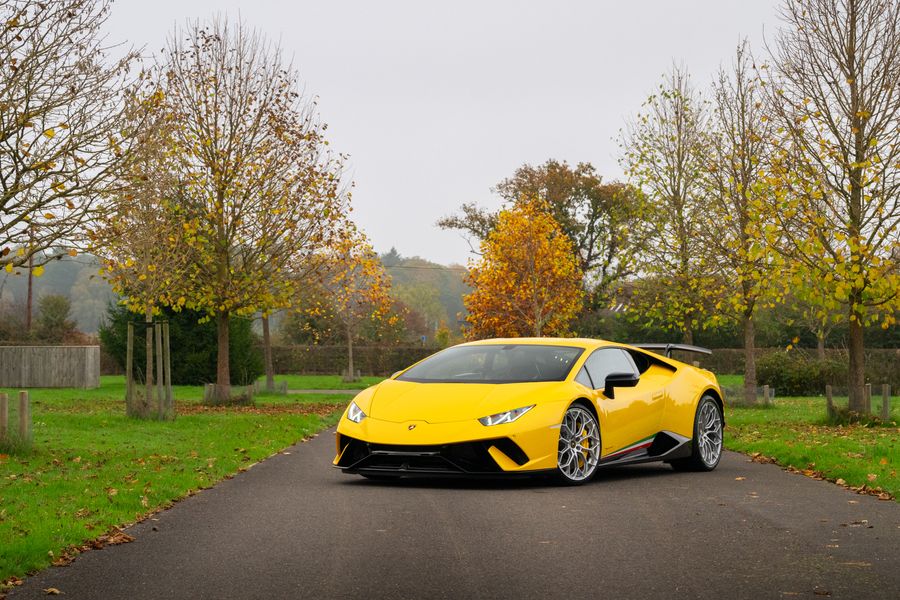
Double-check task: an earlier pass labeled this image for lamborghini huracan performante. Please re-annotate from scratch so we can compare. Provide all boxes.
[333,338,725,485]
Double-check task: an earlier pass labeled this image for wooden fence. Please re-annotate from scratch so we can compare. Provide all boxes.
[0,346,100,389]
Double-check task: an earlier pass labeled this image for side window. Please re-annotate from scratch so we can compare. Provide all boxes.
[575,366,593,388]
[583,349,638,390]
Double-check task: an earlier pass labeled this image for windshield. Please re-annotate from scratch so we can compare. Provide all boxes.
[397,344,584,384]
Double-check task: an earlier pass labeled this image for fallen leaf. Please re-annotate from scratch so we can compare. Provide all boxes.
[835,478,846,485]
[867,473,878,482]
[879,457,888,465]
[735,476,746,481]
[42,588,62,595]
[101,528,134,546]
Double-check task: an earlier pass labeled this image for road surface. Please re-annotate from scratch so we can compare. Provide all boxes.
[10,430,900,599]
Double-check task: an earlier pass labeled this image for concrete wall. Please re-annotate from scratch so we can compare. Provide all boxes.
[0,346,101,389]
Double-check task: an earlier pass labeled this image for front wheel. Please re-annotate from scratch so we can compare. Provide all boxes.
[556,404,601,485]
[670,395,723,472]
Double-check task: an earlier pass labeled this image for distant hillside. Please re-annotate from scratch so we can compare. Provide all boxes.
[0,254,115,334]
[381,248,469,331]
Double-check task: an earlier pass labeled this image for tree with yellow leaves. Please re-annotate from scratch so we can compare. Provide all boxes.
[155,19,346,402]
[620,66,713,344]
[95,19,348,403]
[313,227,397,381]
[763,0,900,414]
[700,42,779,405]
[89,83,192,416]
[464,200,583,338]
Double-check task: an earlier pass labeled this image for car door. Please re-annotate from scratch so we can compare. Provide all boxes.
[583,348,664,457]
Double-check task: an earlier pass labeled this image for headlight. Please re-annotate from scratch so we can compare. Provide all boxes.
[478,405,534,426]
[346,401,367,424]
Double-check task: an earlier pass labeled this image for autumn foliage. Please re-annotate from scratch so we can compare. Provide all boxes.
[464,200,583,338]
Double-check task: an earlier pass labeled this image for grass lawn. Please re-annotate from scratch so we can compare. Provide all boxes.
[713,372,898,499]
[0,376,347,586]
[725,396,899,500]
[715,373,744,389]
[258,374,384,390]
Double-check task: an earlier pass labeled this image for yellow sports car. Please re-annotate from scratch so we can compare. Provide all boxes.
[333,338,724,484]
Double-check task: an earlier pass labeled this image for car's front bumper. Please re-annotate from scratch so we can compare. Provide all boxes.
[333,407,563,475]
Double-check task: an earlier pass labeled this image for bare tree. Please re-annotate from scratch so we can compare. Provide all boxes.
[620,66,712,344]
[702,42,778,405]
[0,0,135,270]
[764,0,900,413]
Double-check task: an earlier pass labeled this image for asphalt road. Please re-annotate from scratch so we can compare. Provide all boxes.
[10,431,900,600]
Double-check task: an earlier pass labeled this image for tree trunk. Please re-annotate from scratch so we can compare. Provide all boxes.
[816,330,826,360]
[216,311,231,403]
[346,332,355,382]
[847,313,867,414]
[743,314,757,405]
[682,315,694,345]
[143,306,153,418]
[262,315,274,392]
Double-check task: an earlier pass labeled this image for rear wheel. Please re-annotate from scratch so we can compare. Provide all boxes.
[670,396,723,472]
[556,404,601,485]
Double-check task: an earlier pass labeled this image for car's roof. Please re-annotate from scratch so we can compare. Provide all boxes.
[459,337,615,350]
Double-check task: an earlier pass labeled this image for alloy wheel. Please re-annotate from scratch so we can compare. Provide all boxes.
[697,401,723,467]
[557,405,601,482]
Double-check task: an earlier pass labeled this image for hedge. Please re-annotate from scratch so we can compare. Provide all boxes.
[270,345,441,376]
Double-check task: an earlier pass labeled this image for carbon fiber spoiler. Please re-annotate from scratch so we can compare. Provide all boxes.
[632,343,712,359]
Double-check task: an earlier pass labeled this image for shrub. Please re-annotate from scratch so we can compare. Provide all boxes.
[756,351,847,396]
[99,304,263,385]
[32,294,79,343]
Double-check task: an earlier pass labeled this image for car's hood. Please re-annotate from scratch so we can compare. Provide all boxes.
[367,379,566,424]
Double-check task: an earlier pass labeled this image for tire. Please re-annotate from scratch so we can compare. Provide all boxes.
[555,403,602,485]
[670,395,723,472]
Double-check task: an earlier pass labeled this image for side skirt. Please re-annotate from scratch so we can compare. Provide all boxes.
[599,431,692,468]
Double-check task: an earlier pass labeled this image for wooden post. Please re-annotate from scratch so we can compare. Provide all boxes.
[144,319,154,417]
[762,384,770,407]
[0,392,7,442]
[278,381,288,394]
[125,322,134,416]
[865,383,872,414]
[155,323,164,419]
[18,390,30,442]
[882,384,891,421]
[826,384,834,420]
[163,322,173,419]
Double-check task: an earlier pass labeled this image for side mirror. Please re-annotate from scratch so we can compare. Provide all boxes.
[603,372,639,399]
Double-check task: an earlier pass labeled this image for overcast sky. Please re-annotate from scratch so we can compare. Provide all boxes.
[105,0,781,266]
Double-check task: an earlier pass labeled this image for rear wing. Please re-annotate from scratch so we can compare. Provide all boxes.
[632,343,712,359]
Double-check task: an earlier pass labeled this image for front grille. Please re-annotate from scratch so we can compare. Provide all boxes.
[337,435,529,474]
